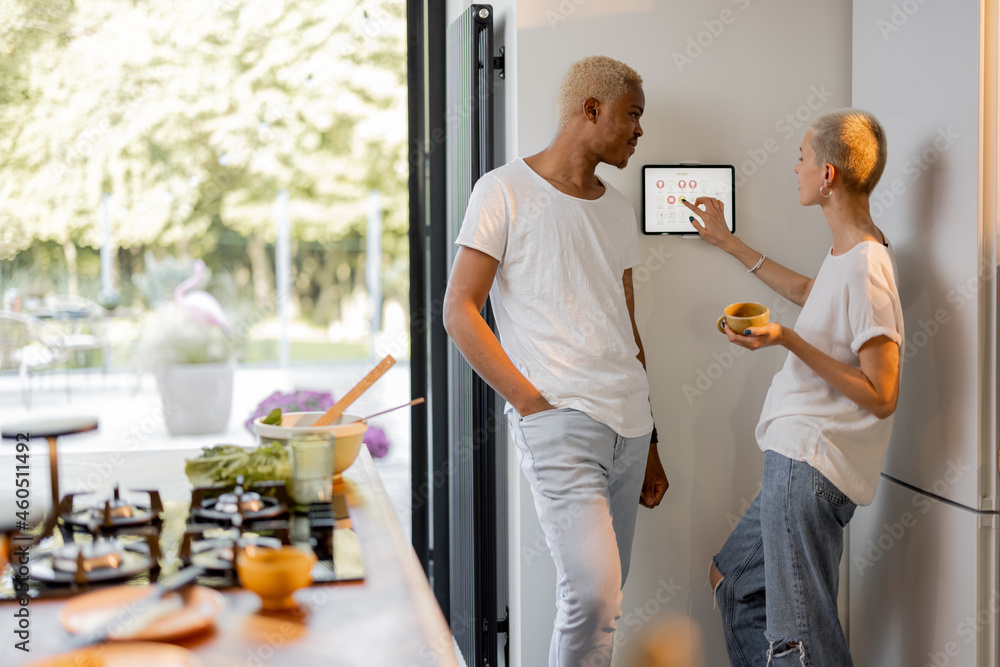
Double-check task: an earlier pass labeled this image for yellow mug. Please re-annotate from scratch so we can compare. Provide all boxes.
[717,302,769,334]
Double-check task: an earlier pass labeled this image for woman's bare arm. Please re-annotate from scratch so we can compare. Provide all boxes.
[683,197,814,307]
[725,323,901,418]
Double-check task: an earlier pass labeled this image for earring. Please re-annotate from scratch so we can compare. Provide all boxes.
[819,182,833,198]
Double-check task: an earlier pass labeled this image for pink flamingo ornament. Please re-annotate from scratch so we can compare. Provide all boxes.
[173,260,232,334]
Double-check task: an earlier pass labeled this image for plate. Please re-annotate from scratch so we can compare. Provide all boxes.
[26,641,202,667]
[58,585,225,641]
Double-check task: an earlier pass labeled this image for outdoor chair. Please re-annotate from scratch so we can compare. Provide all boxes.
[0,311,68,408]
[40,295,109,369]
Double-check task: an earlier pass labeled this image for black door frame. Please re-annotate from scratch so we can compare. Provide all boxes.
[407,0,450,618]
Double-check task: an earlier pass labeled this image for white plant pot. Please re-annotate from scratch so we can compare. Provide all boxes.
[155,360,235,436]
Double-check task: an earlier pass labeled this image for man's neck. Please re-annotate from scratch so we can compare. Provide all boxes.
[523,134,605,200]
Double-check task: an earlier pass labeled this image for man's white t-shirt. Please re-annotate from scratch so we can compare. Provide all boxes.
[454,158,653,438]
[756,240,904,506]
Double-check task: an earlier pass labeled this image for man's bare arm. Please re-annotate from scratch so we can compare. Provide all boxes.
[624,268,668,507]
[623,268,646,369]
[443,246,554,416]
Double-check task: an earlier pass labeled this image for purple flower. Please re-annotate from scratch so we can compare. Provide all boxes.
[364,425,391,459]
[244,389,336,432]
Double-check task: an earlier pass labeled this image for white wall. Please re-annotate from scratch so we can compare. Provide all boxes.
[508,2,854,665]
[448,1,853,665]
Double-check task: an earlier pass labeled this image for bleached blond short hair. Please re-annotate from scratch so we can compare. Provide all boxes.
[810,109,888,195]
[556,56,643,129]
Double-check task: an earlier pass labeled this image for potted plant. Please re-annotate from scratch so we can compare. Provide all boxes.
[135,260,235,436]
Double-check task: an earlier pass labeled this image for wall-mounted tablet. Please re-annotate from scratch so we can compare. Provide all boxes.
[642,164,735,235]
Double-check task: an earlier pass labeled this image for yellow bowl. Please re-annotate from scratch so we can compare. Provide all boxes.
[253,411,367,477]
[236,545,316,610]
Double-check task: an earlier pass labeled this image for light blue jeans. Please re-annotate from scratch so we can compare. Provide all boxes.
[712,451,857,666]
[509,407,650,667]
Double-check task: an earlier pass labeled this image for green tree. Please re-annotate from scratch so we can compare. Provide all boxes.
[0,0,406,325]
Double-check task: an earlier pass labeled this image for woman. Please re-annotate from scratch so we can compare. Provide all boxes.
[683,109,903,666]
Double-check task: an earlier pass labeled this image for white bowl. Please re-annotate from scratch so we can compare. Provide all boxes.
[253,411,367,477]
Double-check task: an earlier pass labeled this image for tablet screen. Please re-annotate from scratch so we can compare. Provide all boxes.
[642,165,735,235]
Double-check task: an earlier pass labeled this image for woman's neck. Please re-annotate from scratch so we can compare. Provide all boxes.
[822,192,883,255]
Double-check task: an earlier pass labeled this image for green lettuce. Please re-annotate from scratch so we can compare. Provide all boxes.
[261,408,282,425]
[185,441,290,488]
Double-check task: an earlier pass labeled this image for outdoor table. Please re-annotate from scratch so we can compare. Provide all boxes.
[1,416,99,538]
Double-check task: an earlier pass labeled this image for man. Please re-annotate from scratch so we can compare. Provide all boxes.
[443,55,668,667]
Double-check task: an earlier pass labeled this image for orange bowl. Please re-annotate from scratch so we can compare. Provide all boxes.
[236,546,316,610]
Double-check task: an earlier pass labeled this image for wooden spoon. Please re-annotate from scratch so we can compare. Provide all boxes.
[313,355,396,426]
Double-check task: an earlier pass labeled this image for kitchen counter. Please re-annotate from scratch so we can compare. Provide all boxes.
[0,447,459,666]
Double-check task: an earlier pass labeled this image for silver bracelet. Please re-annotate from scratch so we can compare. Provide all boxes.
[748,253,766,274]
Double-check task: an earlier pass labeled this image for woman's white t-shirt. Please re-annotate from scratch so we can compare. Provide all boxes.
[454,158,653,438]
[756,240,904,506]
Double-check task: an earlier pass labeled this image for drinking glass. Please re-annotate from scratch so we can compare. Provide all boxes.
[288,432,335,506]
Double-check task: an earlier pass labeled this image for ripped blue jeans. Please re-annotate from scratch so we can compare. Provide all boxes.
[712,451,857,666]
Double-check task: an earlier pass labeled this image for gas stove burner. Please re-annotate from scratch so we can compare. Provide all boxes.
[59,486,163,532]
[190,478,289,525]
[180,505,291,574]
[214,490,265,515]
[187,532,283,572]
[192,494,285,524]
[52,539,125,573]
[29,531,160,585]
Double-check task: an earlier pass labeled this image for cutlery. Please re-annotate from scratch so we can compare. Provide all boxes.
[355,398,425,423]
[313,355,396,426]
[72,566,204,646]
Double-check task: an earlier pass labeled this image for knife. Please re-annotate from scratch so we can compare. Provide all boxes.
[72,565,205,646]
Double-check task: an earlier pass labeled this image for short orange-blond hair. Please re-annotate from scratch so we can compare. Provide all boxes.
[556,56,642,129]
[810,109,888,195]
